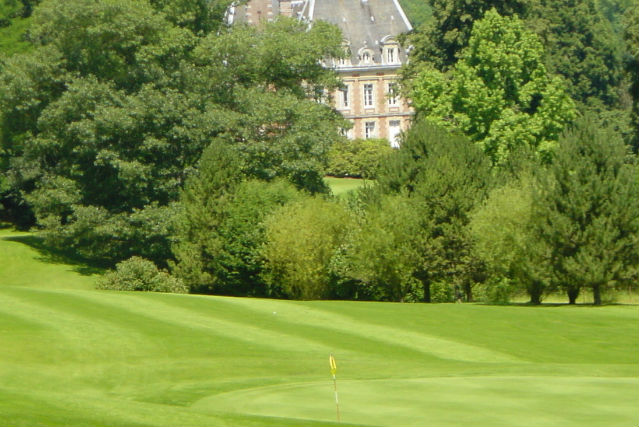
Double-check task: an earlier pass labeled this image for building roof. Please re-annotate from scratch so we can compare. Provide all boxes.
[304,0,412,66]
[229,0,413,67]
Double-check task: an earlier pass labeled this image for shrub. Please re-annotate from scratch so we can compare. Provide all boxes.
[430,281,455,303]
[327,138,393,179]
[98,256,187,293]
[172,178,303,296]
[476,278,513,304]
[261,196,354,299]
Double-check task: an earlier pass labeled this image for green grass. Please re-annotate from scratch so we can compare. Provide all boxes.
[1,229,638,426]
[0,0,32,56]
[325,176,368,197]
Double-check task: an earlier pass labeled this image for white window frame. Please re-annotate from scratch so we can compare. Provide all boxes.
[363,83,374,107]
[340,86,349,108]
[387,48,395,64]
[388,83,398,106]
[365,121,376,139]
[389,119,401,148]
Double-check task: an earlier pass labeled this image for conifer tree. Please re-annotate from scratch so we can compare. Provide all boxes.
[534,118,639,304]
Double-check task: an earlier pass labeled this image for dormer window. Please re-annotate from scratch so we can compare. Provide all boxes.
[381,36,401,65]
[358,47,374,65]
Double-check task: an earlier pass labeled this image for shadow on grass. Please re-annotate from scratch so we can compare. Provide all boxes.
[477,301,638,307]
[2,234,107,276]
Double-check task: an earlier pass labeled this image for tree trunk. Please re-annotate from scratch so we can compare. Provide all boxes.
[423,282,431,303]
[567,287,579,304]
[529,291,542,305]
[593,284,602,305]
[463,282,473,302]
[529,281,543,305]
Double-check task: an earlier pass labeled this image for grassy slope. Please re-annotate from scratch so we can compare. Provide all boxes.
[1,229,638,426]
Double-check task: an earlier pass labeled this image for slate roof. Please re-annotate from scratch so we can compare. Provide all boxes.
[305,0,412,66]
[229,0,413,67]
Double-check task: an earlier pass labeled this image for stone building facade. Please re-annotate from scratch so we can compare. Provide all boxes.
[228,0,414,146]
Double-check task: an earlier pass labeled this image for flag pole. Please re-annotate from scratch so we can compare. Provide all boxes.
[329,354,340,423]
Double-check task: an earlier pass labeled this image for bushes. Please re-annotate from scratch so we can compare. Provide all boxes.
[261,196,354,299]
[173,178,303,296]
[327,138,394,179]
[98,256,187,293]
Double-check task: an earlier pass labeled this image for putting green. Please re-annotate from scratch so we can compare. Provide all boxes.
[194,376,638,426]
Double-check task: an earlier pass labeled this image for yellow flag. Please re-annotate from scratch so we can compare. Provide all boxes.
[329,354,337,376]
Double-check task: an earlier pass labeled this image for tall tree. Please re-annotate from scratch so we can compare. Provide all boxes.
[403,0,527,72]
[527,0,624,109]
[346,194,423,302]
[471,174,552,304]
[0,0,345,265]
[407,9,575,165]
[534,118,639,304]
[622,7,639,150]
[377,120,491,302]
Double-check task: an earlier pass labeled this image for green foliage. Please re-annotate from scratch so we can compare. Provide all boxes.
[404,0,627,112]
[471,174,552,304]
[376,120,491,301]
[533,117,639,304]
[476,277,514,304]
[346,194,423,302]
[188,19,346,192]
[148,0,231,35]
[326,138,393,179]
[623,7,639,150]
[173,166,302,295]
[0,0,344,264]
[36,203,179,267]
[29,0,195,89]
[403,0,527,72]
[429,280,455,303]
[527,0,624,109]
[262,196,354,300]
[190,19,343,101]
[97,256,187,293]
[407,10,576,165]
[171,141,244,293]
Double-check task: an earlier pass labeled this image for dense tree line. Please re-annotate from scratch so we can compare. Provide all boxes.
[1,0,344,266]
[1,0,637,305]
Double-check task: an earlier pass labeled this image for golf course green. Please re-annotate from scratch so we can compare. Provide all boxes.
[1,229,637,426]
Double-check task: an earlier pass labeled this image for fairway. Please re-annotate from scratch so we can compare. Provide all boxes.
[324,176,368,196]
[1,230,638,426]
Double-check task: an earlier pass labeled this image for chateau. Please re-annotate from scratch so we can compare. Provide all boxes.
[228,0,414,146]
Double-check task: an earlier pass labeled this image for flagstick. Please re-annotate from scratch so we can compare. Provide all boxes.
[329,354,340,423]
[333,372,340,423]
